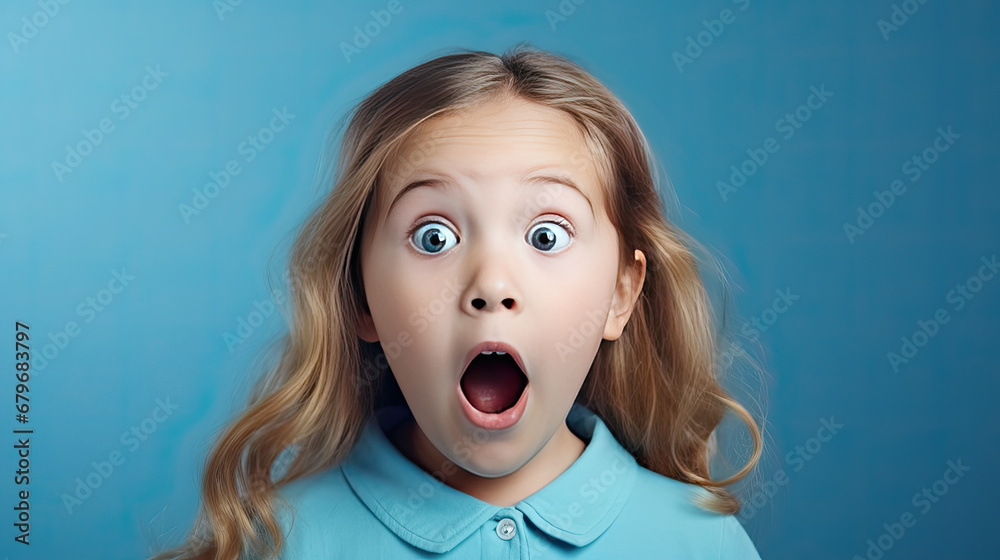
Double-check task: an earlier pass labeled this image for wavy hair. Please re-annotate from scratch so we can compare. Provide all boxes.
[149,43,764,560]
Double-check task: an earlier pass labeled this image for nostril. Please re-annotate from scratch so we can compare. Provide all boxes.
[471,298,514,310]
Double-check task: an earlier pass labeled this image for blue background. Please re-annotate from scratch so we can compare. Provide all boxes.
[2,1,997,558]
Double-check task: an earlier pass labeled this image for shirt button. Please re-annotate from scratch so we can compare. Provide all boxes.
[496,517,517,540]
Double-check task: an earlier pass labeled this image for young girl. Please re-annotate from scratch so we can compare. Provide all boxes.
[150,44,764,560]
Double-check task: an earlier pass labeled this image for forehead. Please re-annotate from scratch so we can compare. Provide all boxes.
[376,97,605,215]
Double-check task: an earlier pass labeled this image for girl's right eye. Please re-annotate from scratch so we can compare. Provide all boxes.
[409,221,459,254]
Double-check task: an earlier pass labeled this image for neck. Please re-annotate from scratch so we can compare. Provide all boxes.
[388,416,586,507]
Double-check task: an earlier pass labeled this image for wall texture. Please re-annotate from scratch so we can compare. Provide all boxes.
[1,1,996,558]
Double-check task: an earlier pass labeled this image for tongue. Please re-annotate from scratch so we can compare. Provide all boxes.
[461,354,526,414]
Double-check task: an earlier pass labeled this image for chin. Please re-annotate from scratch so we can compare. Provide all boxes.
[456,454,529,479]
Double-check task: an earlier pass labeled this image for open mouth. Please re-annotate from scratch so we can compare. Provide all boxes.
[460,351,528,414]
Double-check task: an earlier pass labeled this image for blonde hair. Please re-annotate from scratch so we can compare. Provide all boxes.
[149,43,764,560]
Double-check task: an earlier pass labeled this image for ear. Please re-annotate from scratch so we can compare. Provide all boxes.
[354,231,380,343]
[603,249,647,341]
[357,302,379,343]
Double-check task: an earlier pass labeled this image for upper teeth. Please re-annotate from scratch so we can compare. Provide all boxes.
[481,350,507,355]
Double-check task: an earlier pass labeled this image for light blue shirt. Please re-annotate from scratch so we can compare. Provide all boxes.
[272,403,762,559]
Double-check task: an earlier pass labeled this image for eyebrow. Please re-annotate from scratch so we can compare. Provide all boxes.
[386,171,595,220]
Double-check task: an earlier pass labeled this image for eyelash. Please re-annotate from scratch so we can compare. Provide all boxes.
[404,215,577,245]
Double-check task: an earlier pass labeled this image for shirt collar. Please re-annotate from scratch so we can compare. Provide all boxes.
[341,402,638,553]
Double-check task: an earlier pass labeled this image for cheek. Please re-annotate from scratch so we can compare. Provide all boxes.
[551,304,610,370]
[368,276,425,338]
[537,271,616,373]
[364,243,424,326]
[544,253,618,320]
[365,259,452,359]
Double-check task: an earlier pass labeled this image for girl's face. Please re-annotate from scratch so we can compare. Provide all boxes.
[357,96,645,487]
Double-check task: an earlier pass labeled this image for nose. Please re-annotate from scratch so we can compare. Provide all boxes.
[461,244,520,315]
[471,295,515,311]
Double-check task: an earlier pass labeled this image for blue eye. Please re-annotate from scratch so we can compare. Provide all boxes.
[407,217,575,255]
[410,222,459,254]
[526,219,573,252]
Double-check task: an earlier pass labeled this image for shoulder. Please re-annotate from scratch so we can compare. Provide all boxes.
[609,465,761,559]
[275,465,353,516]
[267,466,369,558]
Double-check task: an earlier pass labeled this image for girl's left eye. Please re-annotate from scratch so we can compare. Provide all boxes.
[526,218,573,252]
[407,217,575,255]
